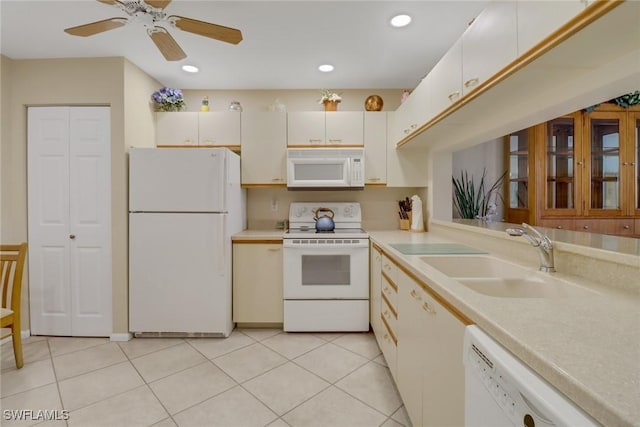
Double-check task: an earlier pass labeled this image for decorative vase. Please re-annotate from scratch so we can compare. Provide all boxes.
[365,95,383,111]
[323,100,339,112]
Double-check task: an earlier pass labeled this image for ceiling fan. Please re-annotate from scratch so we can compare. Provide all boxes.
[64,0,243,61]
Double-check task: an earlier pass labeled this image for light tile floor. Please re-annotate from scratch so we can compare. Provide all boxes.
[1,330,411,427]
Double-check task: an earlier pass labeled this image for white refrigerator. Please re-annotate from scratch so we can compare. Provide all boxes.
[128,147,245,337]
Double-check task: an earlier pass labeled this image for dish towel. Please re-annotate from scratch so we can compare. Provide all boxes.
[410,194,425,232]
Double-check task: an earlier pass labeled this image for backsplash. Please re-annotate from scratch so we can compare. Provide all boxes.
[246,187,428,230]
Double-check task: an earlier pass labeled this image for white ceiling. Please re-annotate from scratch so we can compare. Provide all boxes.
[0,0,488,90]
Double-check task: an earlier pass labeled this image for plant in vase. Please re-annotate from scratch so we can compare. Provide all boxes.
[452,169,507,220]
[152,87,186,112]
[318,89,342,111]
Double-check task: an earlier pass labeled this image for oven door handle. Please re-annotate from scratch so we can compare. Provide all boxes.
[283,240,369,249]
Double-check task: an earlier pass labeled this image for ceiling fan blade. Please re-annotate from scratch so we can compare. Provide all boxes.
[148,27,187,61]
[169,15,243,45]
[145,0,172,9]
[64,18,127,37]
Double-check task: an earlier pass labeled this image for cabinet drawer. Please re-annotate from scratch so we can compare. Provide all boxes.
[381,254,398,285]
[379,316,397,379]
[381,275,398,310]
[381,294,398,335]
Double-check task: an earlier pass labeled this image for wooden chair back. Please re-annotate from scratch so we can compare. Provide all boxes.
[1,243,28,322]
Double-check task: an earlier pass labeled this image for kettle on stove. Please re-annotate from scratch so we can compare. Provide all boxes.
[313,207,335,232]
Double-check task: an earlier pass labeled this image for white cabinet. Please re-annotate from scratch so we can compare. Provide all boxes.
[386,112,429,187]
[155,112,241,147]
[516,0,587,55]
[232,242,283,323]
[199,112,241,146]
[287,112,364,146]
[429,38,463,116]
[392,79,431,144]
[462,1,517,96]
[370,243,382,334]
[156,112,198,146]
[421,291,465,427]
[378,254,398,380]
[364,112,387,185]
[240,112,287,185]
[397,272,427,426]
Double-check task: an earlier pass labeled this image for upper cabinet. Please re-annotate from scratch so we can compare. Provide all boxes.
[516,0,587,55]
[287,112,364,146]
[392,78,432,145]
[198,112,241,146]
[155,112,241,148]
[156,112,198,146]
[240,112,287,186]
[364,112,387,185]
[429,38,463,118]
[461,1,517,96]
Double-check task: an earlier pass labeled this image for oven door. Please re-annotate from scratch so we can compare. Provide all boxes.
[283,239,369,299]
[287,157,350,188]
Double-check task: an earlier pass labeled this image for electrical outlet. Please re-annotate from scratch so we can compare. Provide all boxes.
[270,199,278,212]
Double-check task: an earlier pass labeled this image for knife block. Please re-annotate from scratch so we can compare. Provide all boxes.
[399,212,412,230]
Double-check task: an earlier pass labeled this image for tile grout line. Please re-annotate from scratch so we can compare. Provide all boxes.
[46,337,70,427]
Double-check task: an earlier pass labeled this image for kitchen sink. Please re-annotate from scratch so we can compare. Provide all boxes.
[419,255,528,279]
[420,255,596,298]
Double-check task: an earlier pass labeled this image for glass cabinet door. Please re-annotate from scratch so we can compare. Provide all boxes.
[543,114,581,215]
[586,111,625,216]
[630,112,640,216]
[508,129,529,209]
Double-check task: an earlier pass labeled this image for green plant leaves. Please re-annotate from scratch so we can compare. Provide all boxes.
[452,169,506,219]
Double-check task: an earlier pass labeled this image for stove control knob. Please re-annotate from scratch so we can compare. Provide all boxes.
[344,205,353,217]
[295,207,307,217]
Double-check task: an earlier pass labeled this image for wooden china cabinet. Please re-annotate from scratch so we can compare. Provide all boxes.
[505,103,640,237]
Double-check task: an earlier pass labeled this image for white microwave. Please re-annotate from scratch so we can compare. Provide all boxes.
[286,148,365,189]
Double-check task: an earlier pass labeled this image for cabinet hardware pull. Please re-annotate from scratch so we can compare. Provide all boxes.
[384,334,390,342]
[464,78,479,88]
[623,225,630,229]
[368,178,380,182]
[404,129,411,134]
[271,178,284,182]
[448,91,460,101]
[309,139,323,143]
[583,225,589,230]
[328,139,343,143]
[422,302,435,314]
[69,234,76,239]
[410,289,421,300]
[410,124,417,129]
[556,226,563,229]
[631,162,637,166]
[267,248,281,252]
[577,160,584,166]
[622,162,629,166]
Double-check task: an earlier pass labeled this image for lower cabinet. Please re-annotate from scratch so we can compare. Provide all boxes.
[370,244,383,335]
[372,243,467,427]
[232,241,283,323]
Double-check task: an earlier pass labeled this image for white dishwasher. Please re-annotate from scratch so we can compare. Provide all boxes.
[463,325,600,427]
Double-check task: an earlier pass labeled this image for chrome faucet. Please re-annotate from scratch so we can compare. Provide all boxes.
[506,223,556,272]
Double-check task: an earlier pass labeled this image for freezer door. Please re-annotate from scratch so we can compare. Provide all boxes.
[129,148,226,212]
[129,213,232,335]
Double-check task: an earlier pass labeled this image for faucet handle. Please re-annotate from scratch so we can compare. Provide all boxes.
[522,223,552,249]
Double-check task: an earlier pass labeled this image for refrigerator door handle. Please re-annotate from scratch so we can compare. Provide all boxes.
[216,216,226,274]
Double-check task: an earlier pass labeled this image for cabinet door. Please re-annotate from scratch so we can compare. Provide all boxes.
[429,38,463,116]
[287,112,325,146]
[232,243,283,323]
[156,112,198,146]
[198,112,241,146]
[395,78,432,145]
[396,273,426,427]
[386,116,429,187]
[370,244,382,334]
[240,112,287,185]
[364,112,387,185]
[584,111,626,217]
[422,293,465,427]
[505,129,534,224]
[626,111,640,216]
[326,112,364,146]
[516,0,586,55]
[462,1,517,96]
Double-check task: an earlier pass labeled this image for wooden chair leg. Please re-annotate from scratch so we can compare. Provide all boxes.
[12,323,24,369]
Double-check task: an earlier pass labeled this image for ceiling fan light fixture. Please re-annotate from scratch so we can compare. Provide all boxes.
[390,14,412,28]
[318,64,334,73]
[181,64,199,73]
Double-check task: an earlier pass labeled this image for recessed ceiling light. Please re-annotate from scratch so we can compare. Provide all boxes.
[181,65,199,73]
[318,64,334,73]
[390,14,412,28]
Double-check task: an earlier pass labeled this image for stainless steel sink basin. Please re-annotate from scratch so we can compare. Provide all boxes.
[420,255,595,298]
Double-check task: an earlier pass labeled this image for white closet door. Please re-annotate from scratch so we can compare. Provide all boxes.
[28,106,112,337]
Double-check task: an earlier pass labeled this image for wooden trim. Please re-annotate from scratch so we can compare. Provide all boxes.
[286,145,364,148]
[157,144,241,151]
[241,183,287,188]
[381,315,398,345]
[372,242,382,253]
[381,293,398,319]
[381,271,398,292]
[396,0,623,149]
[232,239,283,244]
[365,183,387,187]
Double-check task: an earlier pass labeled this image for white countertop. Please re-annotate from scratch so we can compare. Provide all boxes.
[368,228,640,427]
[231,230,284,241]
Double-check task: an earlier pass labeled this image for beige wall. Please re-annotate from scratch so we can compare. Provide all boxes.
[0,57,159,335]
[247,187,428,231]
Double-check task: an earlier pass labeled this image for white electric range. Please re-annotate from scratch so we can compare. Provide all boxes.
[283,202,370,332]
